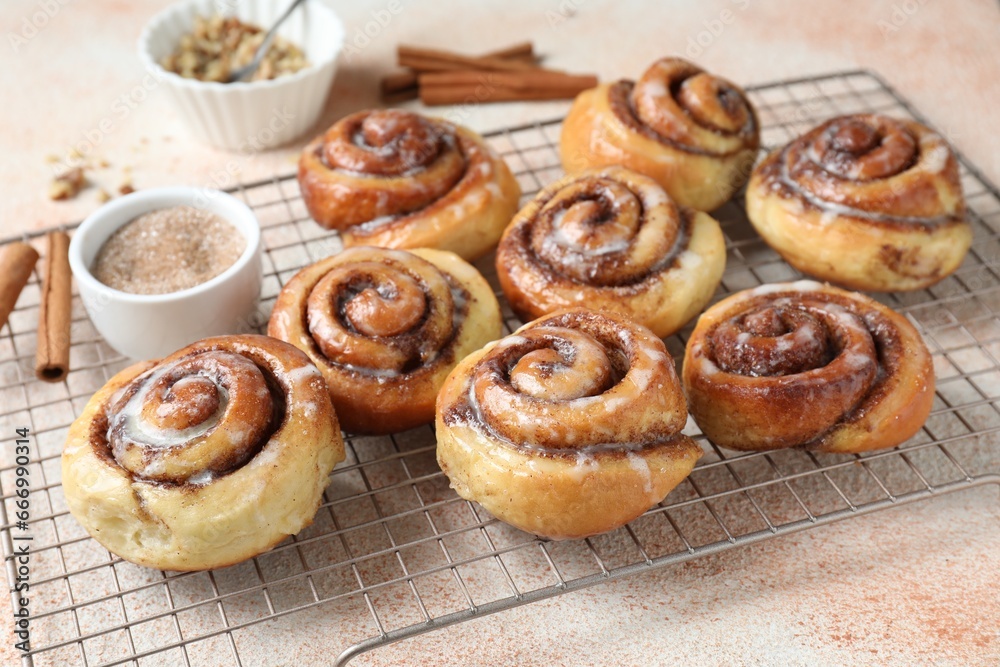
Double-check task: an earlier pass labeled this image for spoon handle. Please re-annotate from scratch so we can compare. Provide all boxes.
[232,0,308,82]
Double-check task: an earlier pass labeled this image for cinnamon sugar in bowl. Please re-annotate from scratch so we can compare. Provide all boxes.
[69,187,262,360]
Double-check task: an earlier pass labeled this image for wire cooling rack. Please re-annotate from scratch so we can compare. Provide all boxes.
[2,70,999,666]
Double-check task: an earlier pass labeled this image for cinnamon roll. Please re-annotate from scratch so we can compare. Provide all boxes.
[268,246,502,435]
[61,335,344,571]
[682,281,934,453]
[298,109,521,261]
[745,114,971,291]
[496,166,725,337]
[436,308,702,540]
[559,57,759,211]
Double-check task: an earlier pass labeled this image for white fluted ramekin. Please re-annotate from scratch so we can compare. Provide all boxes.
[138,0,344,151]
[69,187,263,360]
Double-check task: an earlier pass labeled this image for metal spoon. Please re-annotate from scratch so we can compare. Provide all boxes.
[226,0,308,83]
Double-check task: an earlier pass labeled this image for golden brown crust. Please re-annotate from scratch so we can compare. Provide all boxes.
[496,166,725,337]
[298,109,521,261]
[681,281,934,453]
[61,335,344,571]
[559,57,759,211]
[745,114,971,291]
[268,246,502,435]
[436,308,701,540]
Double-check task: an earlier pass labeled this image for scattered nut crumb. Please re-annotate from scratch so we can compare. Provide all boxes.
[96,190,112,203]
[97,158,110,168]
[45,155,60,164]
[119,182,135,195]
[68,147,83,160]
[49,168,87,201]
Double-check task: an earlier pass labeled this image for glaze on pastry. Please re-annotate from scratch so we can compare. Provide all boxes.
[496,166,725,337]
[62,335,344,571]
[268,246,502,434]
[559,57,759,211]
[298,109,521,261]
[745,114,971,291]
[436,308,702,540]
[682,281,934,453]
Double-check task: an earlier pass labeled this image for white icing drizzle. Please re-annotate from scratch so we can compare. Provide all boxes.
[285,364,323,385]
[137,457,166,480]
[641,79,669,99]
[628,368,653,392]
[565,451,600,483]
[355,213,400,232]
[919,140,950,175]
[548,209,632,256]
[188,469,214,486]
[677,249,704,270]
[109,358,228,449]
[778,148,955,225]
[492,334,529,351]
[626,452,655,499]
[749,280,826,296]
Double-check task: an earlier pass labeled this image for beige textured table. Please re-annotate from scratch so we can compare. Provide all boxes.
[2,0,999,665]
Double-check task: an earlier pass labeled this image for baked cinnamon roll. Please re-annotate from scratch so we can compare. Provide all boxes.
[61,335,344,571]
[745,114,971,291]
[682,281,934,453]
[559,57,759,211]
[268,246,502,435]
[436,308,702,540]
[496,166,725,337]
[298,109,521,261]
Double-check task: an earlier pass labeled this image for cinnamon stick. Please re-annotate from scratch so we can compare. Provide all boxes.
[35,231,72,383]
[421,69,597,91]
[382,42,539,101]
[0,241,39,331]
[381,70,420,97]
[467,42,535,62]
[418,70,598,106]
[399,45,537,73]
[419,85,585,106]
[383,47,538,94]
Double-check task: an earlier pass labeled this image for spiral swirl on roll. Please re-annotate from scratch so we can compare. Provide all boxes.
[627,58,758,156]
[436,308,702,540]
[269,246,502,435]
[746,114,971,291]
[682,281,935,453]
[559,57,759,211]
[106,349,281,485]
[298,109,521,261]
[62,335,344,571]
[497,166,725,337]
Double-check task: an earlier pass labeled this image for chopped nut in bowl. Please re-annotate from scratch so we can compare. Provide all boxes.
[139,0,344,151]
[161,14,310,83]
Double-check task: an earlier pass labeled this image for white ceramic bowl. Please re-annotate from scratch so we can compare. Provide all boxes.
[69,187,263,360]
[138,0,344,151]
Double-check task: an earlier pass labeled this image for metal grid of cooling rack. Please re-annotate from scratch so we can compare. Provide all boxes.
[2,69,999,667]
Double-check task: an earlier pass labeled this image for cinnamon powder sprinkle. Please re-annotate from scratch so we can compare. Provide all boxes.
[92,206,245,294]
